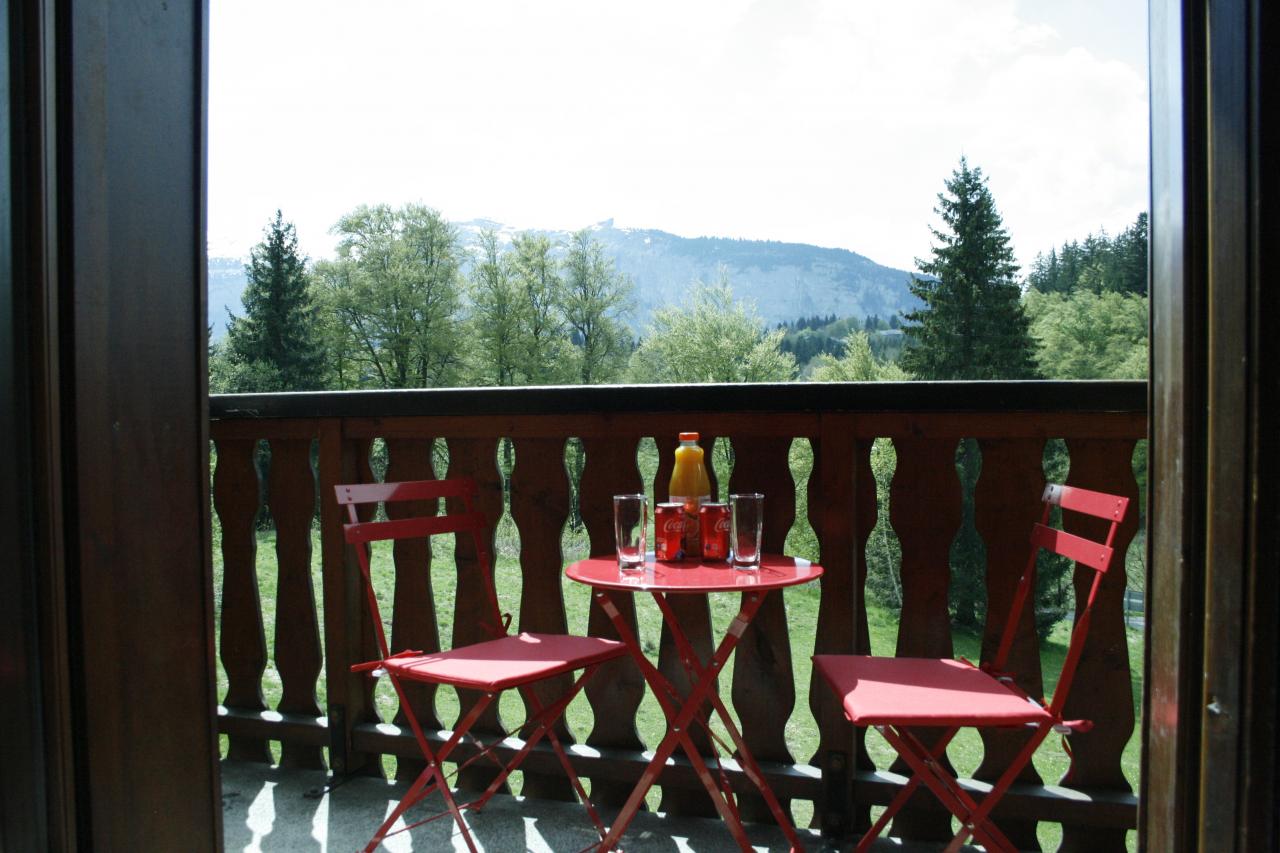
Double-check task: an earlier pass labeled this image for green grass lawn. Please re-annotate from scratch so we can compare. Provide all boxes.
[213,523,1140,851]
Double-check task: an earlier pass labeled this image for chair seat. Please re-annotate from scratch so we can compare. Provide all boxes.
[385,632,627,691]
[813,655,1052,728]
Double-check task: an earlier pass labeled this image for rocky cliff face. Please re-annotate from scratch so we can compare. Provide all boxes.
[457,219,920,331]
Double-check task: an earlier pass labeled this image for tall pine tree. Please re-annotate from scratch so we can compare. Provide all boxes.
[901,159,1038,630]
[225,211,326,390]
[901,158,1038,380]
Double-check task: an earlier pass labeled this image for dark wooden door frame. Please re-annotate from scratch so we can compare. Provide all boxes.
[1146,0,1278,850]
[61,0,221,848]
[1145,1,1206,848]
[2,0,221,850]
[1,0,49,848]
[2,0,75,847]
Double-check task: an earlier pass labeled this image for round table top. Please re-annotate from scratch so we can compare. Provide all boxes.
[565,554,823,593]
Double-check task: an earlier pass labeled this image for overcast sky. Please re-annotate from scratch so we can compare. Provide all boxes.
[208,0,1148,273]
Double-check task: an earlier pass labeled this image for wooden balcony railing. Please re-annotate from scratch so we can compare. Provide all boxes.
[210,381,1145,849]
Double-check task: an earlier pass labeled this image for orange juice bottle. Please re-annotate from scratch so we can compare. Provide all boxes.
[669,432,712,559]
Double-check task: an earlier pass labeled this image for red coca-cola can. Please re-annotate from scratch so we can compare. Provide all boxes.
[655,502,686,561]
[700,503,730,561]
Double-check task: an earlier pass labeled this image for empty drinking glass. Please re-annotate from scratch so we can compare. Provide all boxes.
[613,494,648,572]
[729,492,764,570]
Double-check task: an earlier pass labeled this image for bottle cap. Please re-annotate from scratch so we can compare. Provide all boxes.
[678,432,699,442]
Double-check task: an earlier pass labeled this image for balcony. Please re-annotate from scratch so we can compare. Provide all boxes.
[210,380,1145,851]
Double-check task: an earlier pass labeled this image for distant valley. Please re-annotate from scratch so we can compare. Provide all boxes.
[207,220,920,339]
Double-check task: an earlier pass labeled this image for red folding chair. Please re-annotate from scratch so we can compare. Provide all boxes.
[336,477,627,853]
[814,483,1130,853]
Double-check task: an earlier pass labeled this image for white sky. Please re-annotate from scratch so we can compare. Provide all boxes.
[208,0,1149,273]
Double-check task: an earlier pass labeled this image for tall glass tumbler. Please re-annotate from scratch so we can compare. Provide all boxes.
[729,492,764,570]
[613,494,648,572]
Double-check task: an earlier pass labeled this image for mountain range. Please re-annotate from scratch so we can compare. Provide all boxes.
[207,220,921,339]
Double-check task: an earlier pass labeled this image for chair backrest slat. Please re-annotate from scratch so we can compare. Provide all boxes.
[993,482,1129,721]
[336,479,475,506]
[1042,484,1129,523]
[334,476,503,662]
[1030,523,1114,573]
[344,511,487,545]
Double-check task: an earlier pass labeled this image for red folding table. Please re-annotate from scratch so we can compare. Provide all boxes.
[566,555,823,852]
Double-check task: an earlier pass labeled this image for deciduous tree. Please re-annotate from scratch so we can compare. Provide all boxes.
[509,232,573,385]
[561,229,633,384]
[466,229,524,387]
[628,275,796,383]
[809,332,909,382]
[1024,290,1148,379]
[314,204,464,389]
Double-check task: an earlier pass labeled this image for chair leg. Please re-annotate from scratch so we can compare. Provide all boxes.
[422,695,502,853]
[890,722,1018,850]
[364,764,447,853]
[880,726,1017,853]
[942,723,1053,853]
[516,668,611,841]
[470,667,596,812]
[364,678,497,853]
[854,726,961,853]
[377,666,612,849]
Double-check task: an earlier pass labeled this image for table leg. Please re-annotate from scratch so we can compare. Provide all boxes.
[650,591,749,806]
[703,682,806,850]
[643,593,748,835]
[654,590,807,851]
[591,590,756,850]
[594,588,804,852]
[589,591,675,849]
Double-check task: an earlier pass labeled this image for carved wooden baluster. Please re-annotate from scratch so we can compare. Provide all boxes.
[267,437,325,769]
[851,437,877,829]
[806,417,869,833]
[1058,438,1139,853]
[435,438,504,788]
[887,436,962,841]
[319,429,383,778]
[384,437,440,783]
[653,434,675,506]
[352,438,383,774]
[580,433,646,807]
[650,432,721,816]
[213,437,271,763]
[728,435,798,823]
[510,436,575,801]
[974,437,1048,850]
[853,439,876,663]
[443,436,507,793]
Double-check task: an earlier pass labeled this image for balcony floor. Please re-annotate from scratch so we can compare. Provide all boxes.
[220,760,976,852]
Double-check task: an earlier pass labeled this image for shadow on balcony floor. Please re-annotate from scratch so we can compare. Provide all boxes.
[220,759,824,852]
[220,760,984,852]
